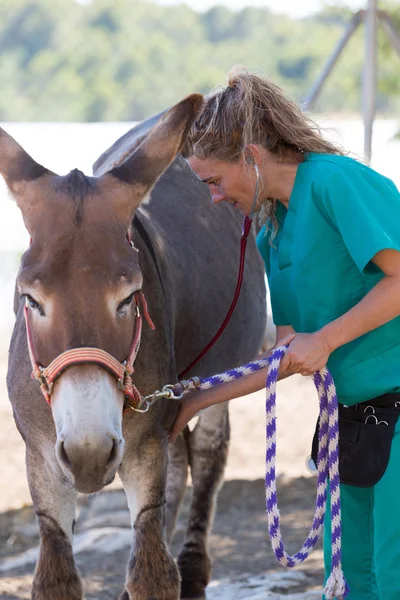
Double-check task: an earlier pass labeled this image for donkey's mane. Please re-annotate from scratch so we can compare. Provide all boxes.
[58,169,96,225]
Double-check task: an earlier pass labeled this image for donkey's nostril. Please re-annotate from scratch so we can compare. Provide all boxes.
[55,435,123,481]
[106,438,119,467]
[58,440,72,468]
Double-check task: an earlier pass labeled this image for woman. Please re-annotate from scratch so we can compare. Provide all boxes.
[169,67,400,599]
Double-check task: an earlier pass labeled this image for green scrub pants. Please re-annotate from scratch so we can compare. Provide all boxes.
[323,421,400,599]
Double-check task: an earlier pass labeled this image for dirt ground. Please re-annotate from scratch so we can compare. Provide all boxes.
[0,360,325,598]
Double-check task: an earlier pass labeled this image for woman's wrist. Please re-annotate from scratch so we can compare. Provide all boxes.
[318,323,340,354]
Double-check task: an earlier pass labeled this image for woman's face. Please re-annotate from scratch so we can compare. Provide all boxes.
[188,156,256,217]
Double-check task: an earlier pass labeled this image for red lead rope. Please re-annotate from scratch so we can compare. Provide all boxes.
[179,216,252,379]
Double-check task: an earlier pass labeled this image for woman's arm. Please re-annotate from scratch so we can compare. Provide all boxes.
[322,249,400,352]
[168,329,296,442]
[280,249,400,376]
[276,324,296,341]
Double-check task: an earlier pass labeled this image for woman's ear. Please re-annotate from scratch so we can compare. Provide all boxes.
[243,143,262,169]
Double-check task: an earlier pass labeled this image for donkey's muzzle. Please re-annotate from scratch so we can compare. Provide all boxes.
[56,434,124,493]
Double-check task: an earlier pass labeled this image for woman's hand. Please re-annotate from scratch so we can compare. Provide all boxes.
[279,330,331,376]
[168,332,300,442]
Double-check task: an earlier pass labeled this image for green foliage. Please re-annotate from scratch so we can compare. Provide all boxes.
[0,0,399,121]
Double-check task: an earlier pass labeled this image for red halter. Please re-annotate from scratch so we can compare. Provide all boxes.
[24,211,252,413]
[24,288,155,412]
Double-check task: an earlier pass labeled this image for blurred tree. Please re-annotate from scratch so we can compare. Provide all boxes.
[0,0,398,121]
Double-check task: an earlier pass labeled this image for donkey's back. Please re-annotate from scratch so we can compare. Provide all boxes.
[134,155,266,376]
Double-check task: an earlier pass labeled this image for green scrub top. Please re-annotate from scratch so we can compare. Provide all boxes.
[256,152,400,406]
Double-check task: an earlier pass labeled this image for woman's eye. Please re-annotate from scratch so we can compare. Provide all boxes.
[25,295,45,316]
[117,293,135,313]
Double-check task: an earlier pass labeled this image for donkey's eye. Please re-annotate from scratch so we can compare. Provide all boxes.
[25,295,45,316]
[117,293,135,313]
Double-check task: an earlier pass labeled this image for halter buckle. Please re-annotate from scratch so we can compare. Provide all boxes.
[37,367,54,396]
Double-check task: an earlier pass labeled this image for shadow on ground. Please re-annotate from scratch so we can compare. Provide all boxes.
[0,477,324,599]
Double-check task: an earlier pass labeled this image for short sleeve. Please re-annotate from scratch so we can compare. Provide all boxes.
[256,226,289,326]
[318,163,400,274]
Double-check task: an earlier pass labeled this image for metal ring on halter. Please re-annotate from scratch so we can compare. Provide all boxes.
[124,398,151,413]
[132,401,150,413]
[395,401,400,409]
[364,405,375,414]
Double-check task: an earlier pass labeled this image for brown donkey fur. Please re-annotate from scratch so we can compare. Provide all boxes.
[3,95,266,600]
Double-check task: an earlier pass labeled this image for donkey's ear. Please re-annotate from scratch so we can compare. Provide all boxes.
[102,94,203,211]
[92,108,168,178]
[0,128,55,234]
[0,128,51,194]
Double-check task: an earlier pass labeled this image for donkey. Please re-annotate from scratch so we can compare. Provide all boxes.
[3,94,266,600]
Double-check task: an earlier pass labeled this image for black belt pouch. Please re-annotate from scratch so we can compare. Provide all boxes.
[311,393,400,488]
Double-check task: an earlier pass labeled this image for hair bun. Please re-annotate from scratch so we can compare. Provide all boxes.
[227,65,247,89]
[227,74,237,89]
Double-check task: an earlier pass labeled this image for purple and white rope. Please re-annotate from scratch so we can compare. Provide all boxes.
[172,345,349,600]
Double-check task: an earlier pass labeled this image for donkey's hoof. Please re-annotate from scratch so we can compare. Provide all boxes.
[32,579,83,600]
[180,584,206,600]
[178,547,210,600]
[126,559,180,600]
[180,577,207,600]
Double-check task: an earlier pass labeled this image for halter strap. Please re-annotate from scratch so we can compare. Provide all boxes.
[24,290,155,410]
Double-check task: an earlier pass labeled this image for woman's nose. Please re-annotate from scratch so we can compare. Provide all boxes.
[211,190,224,204]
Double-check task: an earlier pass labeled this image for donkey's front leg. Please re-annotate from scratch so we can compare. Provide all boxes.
[178,403,230,600]
[119,433,180,600]
[26,447,82,600]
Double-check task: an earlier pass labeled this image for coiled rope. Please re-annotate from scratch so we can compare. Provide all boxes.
[169,346,349,599]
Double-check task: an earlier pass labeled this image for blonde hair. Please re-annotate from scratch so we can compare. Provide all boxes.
[183,66,346,235]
